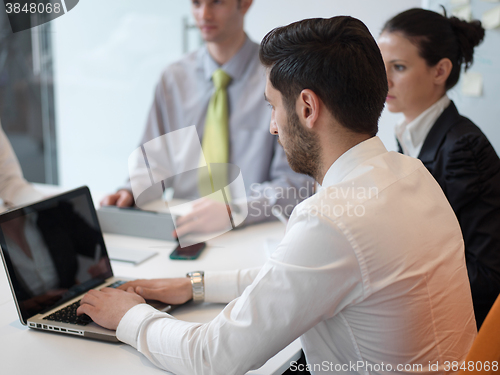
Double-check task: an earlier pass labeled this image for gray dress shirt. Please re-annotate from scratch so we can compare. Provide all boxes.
[125,37,313,224]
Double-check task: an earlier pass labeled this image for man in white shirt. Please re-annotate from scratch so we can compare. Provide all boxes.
[78,16,476,374]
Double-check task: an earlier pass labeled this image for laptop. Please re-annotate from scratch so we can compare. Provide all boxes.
[0,186,171,342]
[96,205,175,241]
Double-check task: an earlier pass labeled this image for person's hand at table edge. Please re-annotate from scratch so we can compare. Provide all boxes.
[100,189,134,207]
[173,198,232,238]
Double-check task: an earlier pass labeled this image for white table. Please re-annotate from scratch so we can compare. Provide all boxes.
[0,205,301,375]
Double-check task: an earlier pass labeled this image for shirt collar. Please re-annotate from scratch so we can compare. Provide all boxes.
[321,136,388,189]
[200,35,253,82]
[395,95,450,158]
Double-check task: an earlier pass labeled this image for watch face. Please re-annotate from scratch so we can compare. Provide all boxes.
[189,272,205,302]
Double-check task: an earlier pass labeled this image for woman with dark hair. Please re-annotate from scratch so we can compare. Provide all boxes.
[379,8,500,329]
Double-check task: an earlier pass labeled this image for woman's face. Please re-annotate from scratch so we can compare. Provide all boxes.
[378,31,444,123]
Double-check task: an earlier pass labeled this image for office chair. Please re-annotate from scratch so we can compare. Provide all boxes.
[458,295,500,374]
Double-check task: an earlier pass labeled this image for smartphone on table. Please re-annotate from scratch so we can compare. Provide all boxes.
[169,242,206,260]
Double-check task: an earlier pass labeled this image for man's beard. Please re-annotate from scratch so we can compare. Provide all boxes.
[279,109,321,181]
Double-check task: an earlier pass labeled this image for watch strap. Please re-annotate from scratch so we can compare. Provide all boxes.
[186,271,205,302]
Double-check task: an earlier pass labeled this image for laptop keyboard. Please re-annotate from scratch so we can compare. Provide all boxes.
[44,300,92,326]
[43,280,127,326]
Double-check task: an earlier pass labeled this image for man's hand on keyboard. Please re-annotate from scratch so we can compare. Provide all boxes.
[76,287,145,330]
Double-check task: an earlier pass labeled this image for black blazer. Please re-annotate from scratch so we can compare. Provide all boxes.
[400,101,500,328]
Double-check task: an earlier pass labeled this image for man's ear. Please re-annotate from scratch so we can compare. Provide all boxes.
[297,89,320,129]
[433,58,453,86]
[239,0,253,15]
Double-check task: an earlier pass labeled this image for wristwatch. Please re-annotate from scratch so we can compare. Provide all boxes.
[186,271,205,302]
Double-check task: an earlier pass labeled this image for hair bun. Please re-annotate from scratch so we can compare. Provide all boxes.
[448,16,485,70]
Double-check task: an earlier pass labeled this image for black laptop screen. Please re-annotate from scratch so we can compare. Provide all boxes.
[0,187,112,323]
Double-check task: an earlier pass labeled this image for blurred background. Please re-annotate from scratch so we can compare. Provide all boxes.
[0,0,498,194]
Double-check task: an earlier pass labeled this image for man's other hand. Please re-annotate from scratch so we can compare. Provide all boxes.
[118,278,193,305]
[100,190,134,207]
[174,198,232,238]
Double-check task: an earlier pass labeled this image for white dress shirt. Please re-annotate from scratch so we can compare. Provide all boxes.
[0,122,43,209]
[123,37,314,223]
[396,95,451,157]
[117,136,476,375]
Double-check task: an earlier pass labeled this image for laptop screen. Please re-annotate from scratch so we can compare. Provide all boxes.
[0,187,112,324]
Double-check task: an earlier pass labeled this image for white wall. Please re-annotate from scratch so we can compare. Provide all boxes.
[426,0,500,154]
[52,0,192,192]
[51,0,421,194]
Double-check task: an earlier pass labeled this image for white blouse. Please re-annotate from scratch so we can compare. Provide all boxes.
[396,95,451,158]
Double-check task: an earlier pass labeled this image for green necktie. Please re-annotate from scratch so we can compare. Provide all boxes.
[199,69,232,199]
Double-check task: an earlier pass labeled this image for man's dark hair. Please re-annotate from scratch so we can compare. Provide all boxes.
[259,17,388,136]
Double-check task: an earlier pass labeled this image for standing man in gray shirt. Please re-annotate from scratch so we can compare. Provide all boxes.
[101,0,313,236]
